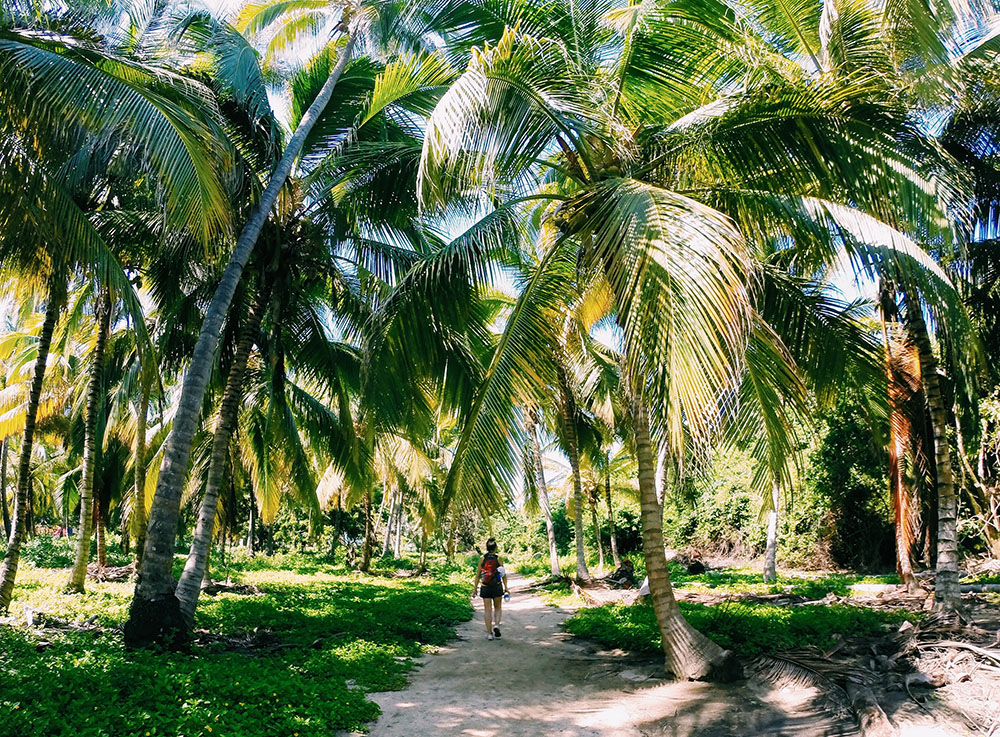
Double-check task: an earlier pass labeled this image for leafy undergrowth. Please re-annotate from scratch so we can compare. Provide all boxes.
[667,564,900,598]
[564,600,917,658]
[0,552,472,737]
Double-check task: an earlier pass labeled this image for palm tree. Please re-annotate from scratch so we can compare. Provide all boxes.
[417,0,965,678]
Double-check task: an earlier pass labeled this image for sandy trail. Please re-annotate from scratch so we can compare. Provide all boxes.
[366,574,853,737]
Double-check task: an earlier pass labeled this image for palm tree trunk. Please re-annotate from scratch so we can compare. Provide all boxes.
[95,497,108,568]
[176,304,262,624]
[589,492,605,573]
[558,368,590,582]
[906,304,960,610]
[1,439,10,541]
[763,477,779,583]
[604,466,620,569]
[246,490,257,555]
[133,383,151,568]
[418,529,428,571]
[633,390,740,680]
[393,495,403,558]
[67,288,112,592]
[0,274,65,613]
[126,33,358,646]
[446,510,458,561]
[382,488,396,557]
[529,413,561,577]
[360,490,373,572]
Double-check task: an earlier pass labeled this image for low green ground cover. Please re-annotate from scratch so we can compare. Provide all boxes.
[564,600,916,658]
[0,551,472,737]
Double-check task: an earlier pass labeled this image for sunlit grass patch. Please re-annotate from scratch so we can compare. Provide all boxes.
[1,553,472,737]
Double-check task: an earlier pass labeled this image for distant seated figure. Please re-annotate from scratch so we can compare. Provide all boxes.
[609,559,636,588]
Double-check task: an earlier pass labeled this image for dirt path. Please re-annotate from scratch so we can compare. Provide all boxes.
[365,574,854,737]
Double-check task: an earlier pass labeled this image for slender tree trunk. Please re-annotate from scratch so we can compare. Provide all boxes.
[604,466,620,569]
[393,495,403,558]
[529,413,561,577]
[382,488,396,557]
[0,274,64,613]
[330,499,344,561]
[633,390,740,681]
[176,301,264,624]
[446,510,458,562]
[246,489,256,556]
[68,289,112,592]
[907,304,960,610]
[589,492,605,573]
[360,490,373,572]
[763,477,779,584]
[418,528,428,572]
[95,497,108,569]
[1,439,10,541]
[558,368,590,582]
[126,32,358,646]
[133,383,151,568]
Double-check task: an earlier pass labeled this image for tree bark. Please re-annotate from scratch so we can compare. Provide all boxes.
[95,497,108,568]
[589,491,605,573]
[360,490,373,572]
[906,303,960,611]
[68,288,112,592]
[0,274,64,613]
[633,390,740,681]
[604,465,620,569]
[763,476,779,583]
[558,368,590,582]
[382,487,396,557]
[1,439,10,541]
[446,509,458,561]
[133,383,151,568]
[393,492,403,558]
[175,299,264,624]
[126,32,358,647]
[529,413,561,577]
[246,488,257,556]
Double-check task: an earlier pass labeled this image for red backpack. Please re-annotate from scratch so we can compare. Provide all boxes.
[481,554,499,585]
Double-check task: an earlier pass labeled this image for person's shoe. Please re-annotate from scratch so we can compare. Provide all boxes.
[493,627,501,639]
[486,633,494,640]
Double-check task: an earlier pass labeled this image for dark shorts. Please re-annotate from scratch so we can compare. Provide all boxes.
[480,582,504,599]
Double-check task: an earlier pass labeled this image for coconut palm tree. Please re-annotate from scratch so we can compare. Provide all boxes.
[416,0,967,678]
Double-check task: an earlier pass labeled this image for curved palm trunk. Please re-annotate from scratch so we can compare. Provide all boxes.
[906,305,959,610]
[175,311,260,624]
[68,289,112,592]
[763,477,779,584]
[132,383,151,568]
[604,467,620,569]
[558,369,590,582]
[0,275,64,613]
[126,34,358,646]
[1,440,10,541]
[633,391,740,681]
[529,413,561,577]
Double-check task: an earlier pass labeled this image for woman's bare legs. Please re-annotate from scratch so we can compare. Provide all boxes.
[483,597,494,635]
[493,596,503,627]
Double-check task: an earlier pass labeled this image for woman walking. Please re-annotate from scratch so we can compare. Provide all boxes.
[473,538,510,640]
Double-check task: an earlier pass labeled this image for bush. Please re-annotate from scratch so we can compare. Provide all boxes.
[564,600,914,659]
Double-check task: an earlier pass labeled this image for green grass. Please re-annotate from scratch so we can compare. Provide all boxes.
[668,564,901,598]
[564,600,917,658]
[0,552,473,737]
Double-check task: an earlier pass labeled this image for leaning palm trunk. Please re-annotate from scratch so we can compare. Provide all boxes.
[906,304,960,610]
[1,439,9,541]
[360,490,373,572]
[558,369,590,581]
[132,383,151,568]
[529,414,561,577]
[175,309,261,624]
[95,498,108,568]
[604,468,620,570]
[0,275,65,613]
[633,392,740,680]
[68,289,112,592]
[762,477,779,583]
[126,33,358,646]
